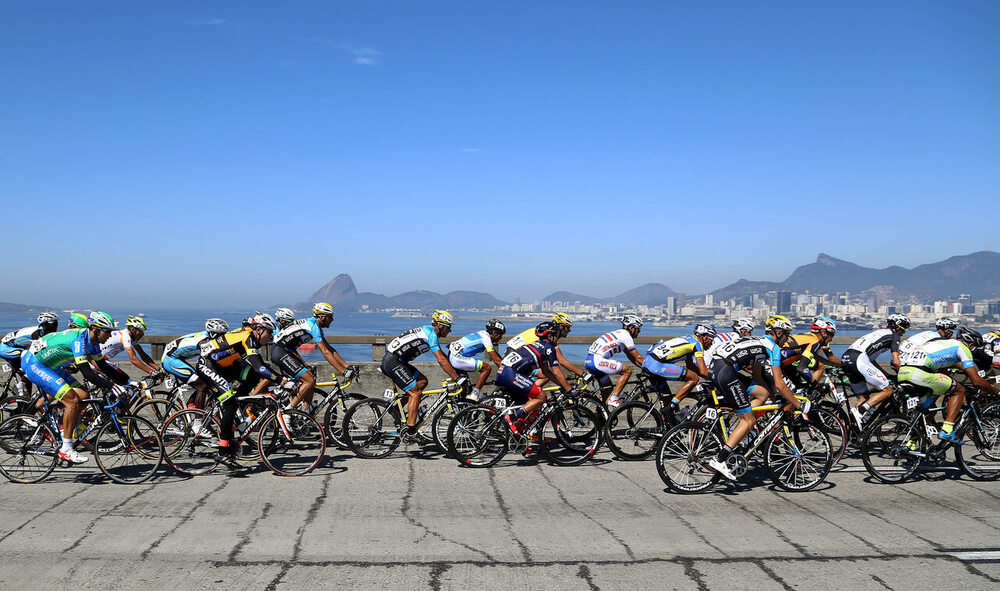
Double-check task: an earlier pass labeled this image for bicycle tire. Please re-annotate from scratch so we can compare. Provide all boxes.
[234,398,269,461]
[764,419,833,492]
[160,409,222,476]
[94,415,164,484]
[431,396,477,455]
[605,401,665,460]
[0,414,59,483]
[342,398,401,458]
[258,409,326,476]
[322,392,366,450]
[812,405,849,465]
[446,405,510,468]
[130,397,183,429]
[0,396,33,425]
[860,414,925,483]
[539,405,602,466]
[956,408,1000,481]
[654,421,723,494]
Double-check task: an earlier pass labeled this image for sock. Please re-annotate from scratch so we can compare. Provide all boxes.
[512,408,527,419]
[717,444,733,461]
[942,422,954,434]
[670,397,680,407]
[61,437,73,453]
[471,387,481,397]
[857,403,870,413]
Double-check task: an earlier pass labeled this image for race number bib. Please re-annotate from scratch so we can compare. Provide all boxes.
[28,340,47,354]
[502,351,522,366]
[587,341,602,355]
[651,343,674,359]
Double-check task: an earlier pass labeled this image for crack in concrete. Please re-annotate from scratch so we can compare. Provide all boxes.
[0,486,87,545]
[769,488,888,556]
[488,467,532,563]
[140,479,230,560]
[228,501,274,562]
[67,485,156,551]
[718,494,811,557]
[816,489,941,549]
[576,563,601,590]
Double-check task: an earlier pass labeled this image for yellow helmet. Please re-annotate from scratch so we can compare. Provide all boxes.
[431,310,454,326]
[552,313,573,326]
[765,315,794,332]
[313,302,334,316]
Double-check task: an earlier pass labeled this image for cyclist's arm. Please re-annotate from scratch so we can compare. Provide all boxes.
[964,366,999,395]
[769,364,801,409]
[124,343,159,375]
[626,348,644,367]
[539,360,572,392]
[433,349,461,381]
[317,339,349,374]
[692,356,710,379]
[246,352,283,384]
[554,347,584,377]
[891,351,901,370]
[487,350,504,368]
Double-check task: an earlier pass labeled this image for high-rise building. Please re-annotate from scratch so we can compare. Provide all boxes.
[776,291,792,314]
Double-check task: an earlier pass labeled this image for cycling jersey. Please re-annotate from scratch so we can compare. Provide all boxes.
[100,329,134,360]
[587,329,636,359]
[503,341,558,375]
[899,330,941,356]
[449,330,495,358]
[200,329,277,380]
[29,328,103,369]
[164,331,210,362]
[385,325,440,363]
[274,317,326,350]
[22,328,122,398]
[505,327,537,351]
[847,329,901,360]
[703,332,741,366]
[646,336,703,363]
[0,326,42,359]
[900,339,976,371]
[716,336,782,372]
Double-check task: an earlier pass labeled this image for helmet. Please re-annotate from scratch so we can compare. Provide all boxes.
[205,318,229,336]
[486,319,506,334]
[956,326,984,349]
[765,315,794,332]
[552,313,573,326]
[732,318,755,333]
[984,331,1000,345]
[275,308,296,323]
[88,311,116,331]
[693,324,717,339]
[249,313,278,333]
[886,314,911,330]
[431,310,454,326]
[242,316,253,328]
[935,317,959,331]
[811,316,837,334]
[68,312,89,329]
[37,312,58,326]
[622,315,643,330]
[535,321,558,340]
[126,315,147,331]
[312,302,334,316]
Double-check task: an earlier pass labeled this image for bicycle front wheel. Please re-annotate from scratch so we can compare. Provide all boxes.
[655,422,723,494]
[322,393,366,450]
[131,397,183,429]
[812,405,849,465]
[860,415,925,484]
[258,410,326,476]
[447,405,510,467]
[160,409,221,476]
[342,398,401,458]
[956,409,1000,481]
[764,420,833,492]
[94,415,164,484]
[539,405,603,466]
[606,401,665,460]
[0,415,58,483]
[431,397,477,455]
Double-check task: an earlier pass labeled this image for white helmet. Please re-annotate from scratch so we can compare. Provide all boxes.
[37,312,59,325]
[205,318,229,336]
[732,318,755,333]
[250,313,279,332]
[275,308,295,323]
[622,315,643,330]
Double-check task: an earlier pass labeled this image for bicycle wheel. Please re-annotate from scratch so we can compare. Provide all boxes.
[431,397,477,455]
[764,419,833,491]
[0,415,58,483]
[655,422,723,494]
[860,414,925,484]
[539,405,602,466]
[605,401,665,460]
[258,409,326,476]
[234,398,269,461]
[447,405,510,467]
[0,396,33,425]
[342,398,401,458]
[322,393,366,450]
[131,397,183,429]
[160,409,221,476]
[812,405,849,465]
[956,409,1000,481]
[94,415,163,484]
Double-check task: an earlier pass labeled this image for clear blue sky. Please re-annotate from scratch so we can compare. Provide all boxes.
[2,2,998,308]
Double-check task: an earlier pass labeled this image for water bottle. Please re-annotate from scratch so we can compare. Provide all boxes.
[417,404,428,424]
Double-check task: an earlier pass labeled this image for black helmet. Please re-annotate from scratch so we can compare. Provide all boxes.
[535,321,558,340]
[886,314,910,330]
[486,319,506,334]
[956,326,984,349]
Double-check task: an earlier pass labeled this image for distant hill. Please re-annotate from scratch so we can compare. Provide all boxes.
[308,274,358,304]
[302,275,507,311]
[541,291,601,305]
[542,283,677,306]
[710,280,788,301]
[0,301,52,313]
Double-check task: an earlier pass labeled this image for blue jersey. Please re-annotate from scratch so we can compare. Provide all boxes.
[386,325,440,363]
[274,317,326,350]
[163,331,210,362]
[0,326,42,359]
[449,330,495,358]
[502,341,558,375]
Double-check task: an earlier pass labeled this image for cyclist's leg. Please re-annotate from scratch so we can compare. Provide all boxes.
[643,358,688,405]
[584,354,617,402]
[195,359,237,449]
[856,354,891,414]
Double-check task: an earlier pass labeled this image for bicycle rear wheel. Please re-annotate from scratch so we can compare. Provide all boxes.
[322,392,366,450]
[812,405,849,465]
[0,415,58,483]
[431,397,477,455]
[94,415,164,484]
[860,414,925,483]
[447,405,509,467]
[539,405,602,466]
[606,401,665,460]
[342,398,401,458]
[131,397,183,429]
[956,409,1000,481]
[258,409,326,476]
[764,420,833,491]
[655,422,722,494]
[160,409,221,476]
[0,396,33,425]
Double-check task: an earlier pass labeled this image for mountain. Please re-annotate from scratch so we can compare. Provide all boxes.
[710,280,788,301]
[308,274,358,304]
[302,275,507,311]
[0,302,52,313]
[540,291,602,305]
[613,283,676,305]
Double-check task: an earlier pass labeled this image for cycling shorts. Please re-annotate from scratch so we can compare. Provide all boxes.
[896,366,957,397]
[585,354,623,375]
[641,357,687,380]
[1,351,23,373]
[497,366,542,405]
[271,346,309,379]
[711,360,753,414]
[161,355,198,384]
[448,352,483,373]
[20,351,80,401]
[379,353,421,393]
[842,350,889,395]
[195,358,250,397]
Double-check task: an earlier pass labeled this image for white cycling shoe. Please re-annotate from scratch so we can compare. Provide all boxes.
[707,457,736,481]
[58,449,89,464]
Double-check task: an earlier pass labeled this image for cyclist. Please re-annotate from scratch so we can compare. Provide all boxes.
[272,302,358,414]
[843,314,910,427]
[899,317,959,356]
[196,313,287,468]
[704,317,756,367]
[380,310,464,440]
[985,330,1000,369]
[643,324,715,416]
[0,312,59,396]
[897,327,998,442]
[67,312,89,329]
[706,315,807,480]
[447,319,506,400]
[780,317,841,387]
[161,318,230,410]
[584,315,646,407]
[99,315,160,377]
[498,321,576,434]
[20,311,133,464]
[275,307,296,331]
[505,313,585,381]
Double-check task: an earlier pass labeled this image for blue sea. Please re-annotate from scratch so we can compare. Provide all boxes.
[1,309,869,363]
